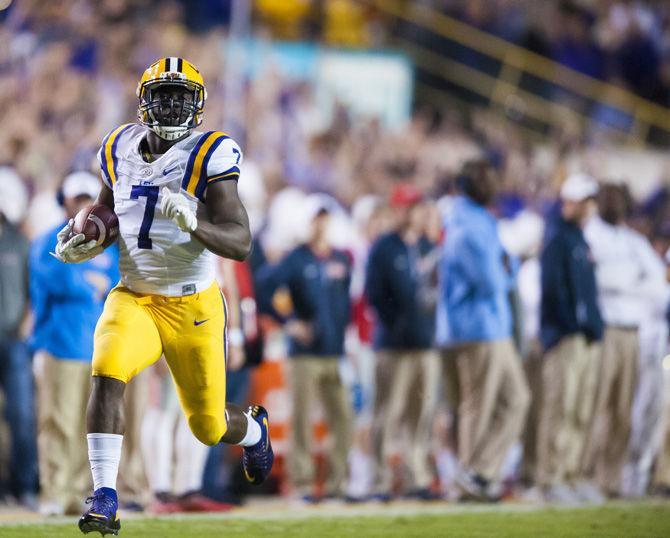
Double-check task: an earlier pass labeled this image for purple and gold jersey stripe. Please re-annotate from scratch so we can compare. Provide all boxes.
[101,124,133,187]
[181,131,229,201]
[181,131,215,194]
[193,135,229,200]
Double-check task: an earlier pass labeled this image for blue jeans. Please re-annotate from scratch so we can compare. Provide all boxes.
[202,367,250,501]
[0,339,38,496]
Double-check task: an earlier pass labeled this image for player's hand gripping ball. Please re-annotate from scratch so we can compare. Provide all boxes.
[52,204,118,263]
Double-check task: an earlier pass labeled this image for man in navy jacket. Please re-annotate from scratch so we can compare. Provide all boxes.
[257,201,353,501]
[536,173,604,502]
[365,184,440,500]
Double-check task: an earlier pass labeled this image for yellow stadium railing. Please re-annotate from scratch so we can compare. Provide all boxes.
[367,0,670,144]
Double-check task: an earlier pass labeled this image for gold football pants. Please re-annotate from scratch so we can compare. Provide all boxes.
[92,282,228,445]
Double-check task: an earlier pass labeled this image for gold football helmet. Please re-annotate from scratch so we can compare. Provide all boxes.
[136,57,207,141]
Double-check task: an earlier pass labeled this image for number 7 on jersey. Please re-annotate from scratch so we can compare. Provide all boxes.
[130,185,159,249]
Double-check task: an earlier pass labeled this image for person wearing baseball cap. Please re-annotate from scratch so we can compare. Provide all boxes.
[365,182,441,501]
[559,173,599,204]
[535,173,604,503]
[388,183,423,209]
[60,171,101,202]
[30,171,120,516]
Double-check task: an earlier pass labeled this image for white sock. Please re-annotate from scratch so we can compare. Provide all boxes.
[87,433,123,491]
[236,411,262,447]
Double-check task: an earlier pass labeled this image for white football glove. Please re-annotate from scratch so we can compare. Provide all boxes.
[51,219,103,264]
[160,187,198,233]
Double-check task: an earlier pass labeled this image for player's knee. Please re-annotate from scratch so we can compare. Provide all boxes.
[92,333,130,383]
[188,414,226,446]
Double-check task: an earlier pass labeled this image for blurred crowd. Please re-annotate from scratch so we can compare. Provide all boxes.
[434,0,670,105]
[3,0,670,516]
[255,0,670,106]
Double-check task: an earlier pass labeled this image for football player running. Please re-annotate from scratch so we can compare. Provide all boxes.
[53,58,273,536]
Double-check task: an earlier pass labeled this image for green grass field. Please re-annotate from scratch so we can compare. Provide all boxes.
[1,502,669,538]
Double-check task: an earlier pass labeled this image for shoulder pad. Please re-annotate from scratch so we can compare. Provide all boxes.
[97,123,135,188]
[181,131,242,201]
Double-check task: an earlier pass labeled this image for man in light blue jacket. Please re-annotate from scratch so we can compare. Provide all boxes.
[438,160,529,501]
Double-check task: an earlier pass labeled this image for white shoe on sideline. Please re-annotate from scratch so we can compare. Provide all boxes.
[572,481,605,505]
[39,500,65,516]
[544,483,580,504]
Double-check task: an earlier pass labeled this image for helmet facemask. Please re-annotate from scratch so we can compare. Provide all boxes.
[138,78,205,141]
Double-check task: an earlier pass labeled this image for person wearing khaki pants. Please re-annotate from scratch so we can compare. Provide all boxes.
[536,337,601,500]
[34,354,148,512]
[257,199,353,500]
[653,362,670,495]
[589,327,639,494]
[622,289,669,497]
[584,184,669,497]
[29,171,120,515]
[117,369,151,508]
[437,160,530,500]
[34,351,92,514]
[371,350,440,498]
[365,186,441,500]
[535,174,604,503]
[289,356,352,497]
[451,340,529,485]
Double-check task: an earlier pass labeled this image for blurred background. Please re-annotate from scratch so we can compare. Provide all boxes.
[3,0,670,518]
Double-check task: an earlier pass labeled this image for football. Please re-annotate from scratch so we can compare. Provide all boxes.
[72,204,119,248]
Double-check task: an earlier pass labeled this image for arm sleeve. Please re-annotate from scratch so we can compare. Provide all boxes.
[97,145,113,189]
[506,252,520,291]
[29,237,96,306]
[633,233,670,314]
[97,124,132,189]
[541,237,577,330]
[28,242,48,330]
[255,252,295,321]
[20,237,30,304]
[452,233,503,296]
[184,133,243,202]
[584,219,626,293]
[205,137,242,186]
[364,241,392,323]
[343,255,353,325]
[387,255,416,313]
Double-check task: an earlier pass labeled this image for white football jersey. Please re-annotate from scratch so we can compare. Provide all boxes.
[97,123,242,296]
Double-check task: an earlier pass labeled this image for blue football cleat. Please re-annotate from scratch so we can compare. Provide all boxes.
[242,405,274,485]
[78,488,121,536]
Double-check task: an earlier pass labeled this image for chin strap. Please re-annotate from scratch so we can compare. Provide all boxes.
[152,125,191,141]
